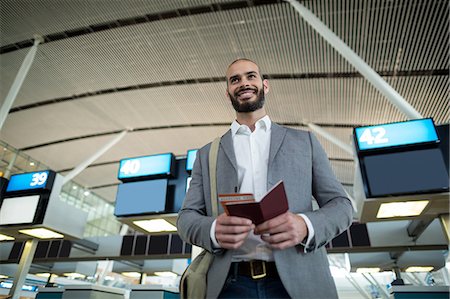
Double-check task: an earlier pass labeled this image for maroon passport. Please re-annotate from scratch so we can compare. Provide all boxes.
[219,181,289,225]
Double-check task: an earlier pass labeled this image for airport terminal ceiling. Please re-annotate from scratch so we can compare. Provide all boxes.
[0,0,448,204]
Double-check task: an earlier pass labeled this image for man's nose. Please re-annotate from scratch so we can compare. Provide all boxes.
[239,78,251,87]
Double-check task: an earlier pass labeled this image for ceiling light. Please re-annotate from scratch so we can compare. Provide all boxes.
[154,271,177,278]
[63,273,86,279]
[29,162,35,166]
[19,228,64,239]
[133,219,176,233]
[0,275,8,279]
[0,234,14,241]
[121,272,141,278]
[376,200,429,218]
[72,186,77,190]
[405,266,434,272]
[83,191,90,196]
[356,267,380,273]
[35,273,54,278]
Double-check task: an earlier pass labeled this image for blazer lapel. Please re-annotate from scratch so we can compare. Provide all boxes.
[268,122,287,172]
[219,129,238,173]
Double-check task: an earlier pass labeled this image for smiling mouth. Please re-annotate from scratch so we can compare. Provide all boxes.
[236,88,257,99]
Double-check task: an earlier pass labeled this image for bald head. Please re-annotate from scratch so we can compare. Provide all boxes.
[226,58,262,83]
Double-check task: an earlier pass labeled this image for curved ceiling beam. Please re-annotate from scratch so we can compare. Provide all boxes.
[20,122,360,151]
[9,69,446,114]
[0,0,280,54]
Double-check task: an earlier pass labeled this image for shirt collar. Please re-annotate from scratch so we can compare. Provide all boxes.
[231,115,271,137]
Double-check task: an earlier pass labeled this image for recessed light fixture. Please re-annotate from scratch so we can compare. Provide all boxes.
[133,219,177,233]
[35,273,57,278]
[405,266,434,272]
[19,228,64,239]
[0,275,8,279]
[63,273,86,279]
[0,233,15,241]
[356,267,381,273]
[154,271,177,278]
[121,272,141,278]
[29,162,35,166]
[376,200,429,218]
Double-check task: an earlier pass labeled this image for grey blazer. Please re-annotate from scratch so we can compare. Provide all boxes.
[177,123,353,298]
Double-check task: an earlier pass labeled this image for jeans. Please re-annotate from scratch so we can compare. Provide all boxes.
[218,273,291,299]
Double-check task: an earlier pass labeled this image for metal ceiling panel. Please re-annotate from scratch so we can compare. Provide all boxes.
[0,0,241,46]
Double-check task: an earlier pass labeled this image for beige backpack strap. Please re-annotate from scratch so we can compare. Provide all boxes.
[208,137,221,217]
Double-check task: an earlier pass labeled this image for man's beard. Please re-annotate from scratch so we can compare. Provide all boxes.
[229,87,265,113]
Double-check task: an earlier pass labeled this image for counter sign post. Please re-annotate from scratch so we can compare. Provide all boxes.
[353,118,449,222]
[115,153,179,233]
[0,170,87,299]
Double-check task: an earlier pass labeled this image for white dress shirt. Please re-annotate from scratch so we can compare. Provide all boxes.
[210,116,314,260]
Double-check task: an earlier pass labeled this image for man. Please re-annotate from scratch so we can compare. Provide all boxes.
[177,58,353,298]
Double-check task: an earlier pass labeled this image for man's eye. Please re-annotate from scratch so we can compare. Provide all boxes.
[248,74,256,79]
[230,78,239,83]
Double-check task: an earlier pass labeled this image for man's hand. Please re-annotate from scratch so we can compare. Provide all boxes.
[215,213,254,249]
[254,211,308,250]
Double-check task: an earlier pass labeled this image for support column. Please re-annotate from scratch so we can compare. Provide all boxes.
[0,35,44,131]
[407,216,435,241]
[307,123,353,155]
[62,130,127,185]
[9,239,38,299]
[4,151,18,179]
[285,0,423,120]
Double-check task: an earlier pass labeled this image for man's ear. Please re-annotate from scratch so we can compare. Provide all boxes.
[263,79,269,95]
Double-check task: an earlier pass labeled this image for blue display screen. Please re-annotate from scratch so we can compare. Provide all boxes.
[186,149,198,171]
[118,153,173,179]
[6,171,51,192]
[355,118,438,151]
[0,281,38,292]
[114,179,168,216]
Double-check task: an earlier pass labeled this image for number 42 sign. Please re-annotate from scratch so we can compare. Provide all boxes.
[355,118,439,151]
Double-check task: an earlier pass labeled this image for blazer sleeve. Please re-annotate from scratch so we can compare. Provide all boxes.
[176,144,218,253]
[301,132,354,252]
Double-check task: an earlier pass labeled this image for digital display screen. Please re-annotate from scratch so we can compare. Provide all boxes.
[114,179,168,216]
[6,171,51,192]
[0,195,40,225]
[186,149,198,172]
[355,118,438,151]
[118,153,174,180]
[362,148,449,197]
[0,281,38,292]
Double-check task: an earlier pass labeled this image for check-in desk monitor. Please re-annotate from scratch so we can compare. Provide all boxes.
[115,179,168,216]
[354,118,449,198]
[0,170,56,226]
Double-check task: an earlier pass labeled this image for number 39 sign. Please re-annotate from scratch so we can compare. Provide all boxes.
[6,170,52,192]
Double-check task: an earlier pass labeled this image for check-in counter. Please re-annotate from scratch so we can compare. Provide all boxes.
[390,285,449,298]
[36,287,64,299]
[61,285,126,299]
[0,288,37,299]
[129,285,179,299]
